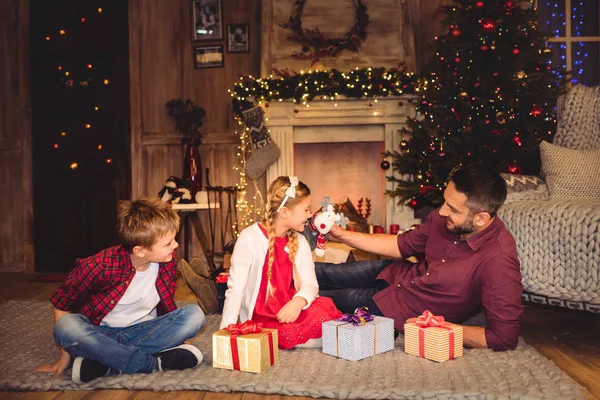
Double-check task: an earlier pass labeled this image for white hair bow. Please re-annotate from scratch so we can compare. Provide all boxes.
[277,176,299,212]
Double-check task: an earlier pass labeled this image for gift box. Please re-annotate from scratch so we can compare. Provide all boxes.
[215,272,229,313]
[404,310,463,362]
[322,308,395,361]
[212,321,278,373]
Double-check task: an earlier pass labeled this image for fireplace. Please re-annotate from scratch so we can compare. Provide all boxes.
[264,98,418,231]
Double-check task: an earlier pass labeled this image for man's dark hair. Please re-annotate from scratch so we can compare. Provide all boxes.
[448,162,507,217]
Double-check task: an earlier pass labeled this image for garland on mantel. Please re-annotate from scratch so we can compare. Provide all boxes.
[279,0,370,63]
[230,66,426,112]
[229,67,427,231]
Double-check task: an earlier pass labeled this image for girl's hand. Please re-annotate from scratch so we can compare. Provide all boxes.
[277,297,307,324]
[35,348,71,376]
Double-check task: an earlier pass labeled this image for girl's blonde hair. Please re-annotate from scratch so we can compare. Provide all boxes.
[263,176,310,298]
[117,197,180,252]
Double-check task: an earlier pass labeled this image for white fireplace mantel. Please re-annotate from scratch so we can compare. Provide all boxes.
[264,97,418,230]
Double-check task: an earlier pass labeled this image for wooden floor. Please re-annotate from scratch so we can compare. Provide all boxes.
[1,273,599,400]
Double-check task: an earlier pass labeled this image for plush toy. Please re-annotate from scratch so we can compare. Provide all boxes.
[308,198,349,257]
[158,176,193,204]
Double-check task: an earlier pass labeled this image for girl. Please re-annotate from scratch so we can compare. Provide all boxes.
[220,176,342,349]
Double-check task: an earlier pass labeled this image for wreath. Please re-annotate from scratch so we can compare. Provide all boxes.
[280,0,370,62]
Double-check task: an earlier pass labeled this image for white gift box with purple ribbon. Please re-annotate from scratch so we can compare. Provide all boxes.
[322,308,395,361]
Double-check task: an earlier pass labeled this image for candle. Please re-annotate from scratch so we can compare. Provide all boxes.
[390,224,399,234]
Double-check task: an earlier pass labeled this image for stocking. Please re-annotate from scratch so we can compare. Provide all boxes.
[241,106,280,180]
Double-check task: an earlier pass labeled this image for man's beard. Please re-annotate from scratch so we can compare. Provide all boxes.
[446,217,476,235]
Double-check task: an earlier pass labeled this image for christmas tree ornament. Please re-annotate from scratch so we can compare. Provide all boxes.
[515,70,527,79]
[496,111,506,124]
[380,159,390,170]
[507,162,522,174]
[480,17,497,31]
[241,106,281,180]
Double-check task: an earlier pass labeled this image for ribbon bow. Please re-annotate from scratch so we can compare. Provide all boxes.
[415,310,446,328]
[338,307,374,326]
[277,176,299,212]
[224,320,263,336]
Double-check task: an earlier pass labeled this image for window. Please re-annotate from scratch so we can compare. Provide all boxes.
[538,0,600,86]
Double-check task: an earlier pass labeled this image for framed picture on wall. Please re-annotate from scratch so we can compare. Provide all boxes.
[191,0,223,41]
[194,45,224,69]
[227,23,250,53]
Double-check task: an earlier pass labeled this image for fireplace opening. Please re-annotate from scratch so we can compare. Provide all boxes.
[294,141,386,227]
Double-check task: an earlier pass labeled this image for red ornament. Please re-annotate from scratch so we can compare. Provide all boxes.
[398,101,404,106]
[455,57,460,63]
[451,28,461,37]
[507,163,522,174]
[513,48,520,55]
[480,45,488,51]
[531,106,542,117]
[512,136,522,147]
[265,102,270,108]
[480,18,496,31]
[409,199,418,208]
[294,108,299,113]
[476,1,484,7]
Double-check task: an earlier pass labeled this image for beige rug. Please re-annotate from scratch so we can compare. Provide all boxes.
[0,301,584,399]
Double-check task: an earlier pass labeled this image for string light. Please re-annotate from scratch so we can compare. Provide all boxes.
[45,6,113,170]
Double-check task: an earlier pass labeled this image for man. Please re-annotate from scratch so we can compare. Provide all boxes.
[315,163,522,351]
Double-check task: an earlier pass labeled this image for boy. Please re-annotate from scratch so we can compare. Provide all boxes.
[36,198,206,383]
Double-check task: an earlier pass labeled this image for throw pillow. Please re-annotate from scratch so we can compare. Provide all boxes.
[500,173,546,194]
[554,84,600,150]
[539,140,600,199]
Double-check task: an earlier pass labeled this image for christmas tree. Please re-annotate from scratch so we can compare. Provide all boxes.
[386,0,567,210]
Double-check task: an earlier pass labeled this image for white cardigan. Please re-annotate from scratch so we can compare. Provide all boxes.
[219,223,319,329]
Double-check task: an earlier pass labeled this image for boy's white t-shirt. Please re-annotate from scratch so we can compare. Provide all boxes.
[101,262,160,328]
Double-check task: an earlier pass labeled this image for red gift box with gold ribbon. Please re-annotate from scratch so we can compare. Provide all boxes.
[404,310,463,362]
[212,321,279,373]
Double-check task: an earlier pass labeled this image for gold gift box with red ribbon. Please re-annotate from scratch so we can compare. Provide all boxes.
[212,321,279,373]
[404,310,463,362]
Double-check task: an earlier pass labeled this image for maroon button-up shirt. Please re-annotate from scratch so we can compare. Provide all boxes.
[50,245,178,326]
[373,209,522,351]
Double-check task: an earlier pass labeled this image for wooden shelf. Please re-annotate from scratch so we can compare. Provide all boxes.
[171,202,220,210]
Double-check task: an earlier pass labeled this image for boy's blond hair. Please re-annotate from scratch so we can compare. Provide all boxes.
[117,197,180,252]
[262,176,311,298]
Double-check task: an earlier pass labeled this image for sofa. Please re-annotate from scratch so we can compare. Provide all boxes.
[498,84,600,313]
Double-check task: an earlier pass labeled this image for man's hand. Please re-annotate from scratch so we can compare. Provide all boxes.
[277,297,307,324]
[328,224,345,242]
[35,348,71,376]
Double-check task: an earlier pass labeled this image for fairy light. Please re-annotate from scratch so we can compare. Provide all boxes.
[44,8,114,170]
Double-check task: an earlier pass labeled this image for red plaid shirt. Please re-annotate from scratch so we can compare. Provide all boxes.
[50,245,178,326]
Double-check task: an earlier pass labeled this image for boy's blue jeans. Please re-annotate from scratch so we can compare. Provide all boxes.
[53,304,205,374]
[314,259,394,315]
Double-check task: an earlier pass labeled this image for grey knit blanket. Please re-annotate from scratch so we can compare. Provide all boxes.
[0,301,584,399]
[500,198,600,304]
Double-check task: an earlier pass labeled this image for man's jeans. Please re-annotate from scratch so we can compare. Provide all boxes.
[53,304,205,374]
[315,259,394,315]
